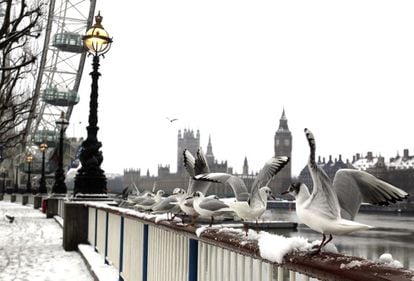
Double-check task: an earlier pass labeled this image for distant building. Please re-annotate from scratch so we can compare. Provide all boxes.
[124,109,294,197]
[297,150,413,203]
[176,129,200,175]
[124,130,233,196]
[297,154,351,192]
[269,109,292,195]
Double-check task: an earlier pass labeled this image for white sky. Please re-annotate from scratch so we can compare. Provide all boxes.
[70,0,414,177]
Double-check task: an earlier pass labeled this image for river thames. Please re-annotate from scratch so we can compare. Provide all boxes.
[264,209,414,270]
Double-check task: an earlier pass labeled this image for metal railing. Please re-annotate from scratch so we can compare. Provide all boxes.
[1,196,413,281]
[83,202,414,281]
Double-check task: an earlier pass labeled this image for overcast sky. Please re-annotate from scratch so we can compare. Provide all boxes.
[69,0,414,177]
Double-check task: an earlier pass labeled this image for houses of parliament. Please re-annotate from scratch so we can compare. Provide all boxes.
[123,109,292,197]
[123,109,413,202]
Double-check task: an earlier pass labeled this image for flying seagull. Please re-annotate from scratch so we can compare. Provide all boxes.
[166,117,178,123]
[282,128,409,254]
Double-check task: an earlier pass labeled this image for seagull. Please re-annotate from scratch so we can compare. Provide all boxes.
[183,147,211,195]
[194,156,289,233]
[151,188,187,219]
[119,192,154,208]
[133,190,165,211]
[166,117,178,123]
[192,191,233,227]
[282,128,409,254]
[5,214,15,223]
[180,147,212,225]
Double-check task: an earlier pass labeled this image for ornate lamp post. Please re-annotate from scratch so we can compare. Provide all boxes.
[74,12,112,197]
[25,153,33,193]
[39,143,48,194]
[1,168,5,194]
[52,112,69,194]
[0,145,4,194]
[13,165,19,193]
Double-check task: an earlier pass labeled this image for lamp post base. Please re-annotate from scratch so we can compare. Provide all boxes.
[73,173,107,196]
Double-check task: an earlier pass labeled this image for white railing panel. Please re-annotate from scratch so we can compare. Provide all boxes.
[252,259,263,281]
[290,270,296,281]
[261,262,273,281]
[229,251,237,281]
[96,209,106,254]
[244,255,253,281]
[87,207,96,245]
[216,247,224,281]
[197,242,205,281]
[147,226,188,281]
[16,194,22,203]
[107,213,121,269]
[58,199,65,218]
[122,218,144,281]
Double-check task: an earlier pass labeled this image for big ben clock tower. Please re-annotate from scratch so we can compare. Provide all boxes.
[271,108,292,195]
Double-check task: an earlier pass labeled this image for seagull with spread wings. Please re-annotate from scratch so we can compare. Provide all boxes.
[282,128,409,254]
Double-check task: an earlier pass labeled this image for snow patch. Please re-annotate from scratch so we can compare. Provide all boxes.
[78,244,118,281]
[196,226,208,237]
[310,239,338,253]
[378,253,403,269]
[154,213,182,223]
[258,232,311,263]
[340,260,363,269]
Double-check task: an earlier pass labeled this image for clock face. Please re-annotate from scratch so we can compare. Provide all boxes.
[284,139,290,146]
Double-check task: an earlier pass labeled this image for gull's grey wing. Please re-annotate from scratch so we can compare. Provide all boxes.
[333,169,409,220]
[250,156,290,206]
[199,197,230,211]
[183,197,194,208]
[194,173,249,201]
[305,128,341,220]
[183,149,196,177]
[151,196,178,212]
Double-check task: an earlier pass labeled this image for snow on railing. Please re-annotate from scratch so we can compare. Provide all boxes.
[81,202,414,281]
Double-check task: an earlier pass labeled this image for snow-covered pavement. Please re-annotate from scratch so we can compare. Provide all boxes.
[0,201,94,281]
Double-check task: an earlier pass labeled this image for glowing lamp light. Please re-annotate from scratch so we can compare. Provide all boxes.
[83,12,112,56]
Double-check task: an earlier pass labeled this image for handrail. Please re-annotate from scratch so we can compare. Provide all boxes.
[80,202,414,281]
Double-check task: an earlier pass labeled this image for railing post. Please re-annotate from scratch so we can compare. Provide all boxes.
[104,211,109,264]
[189,239,198,281]
[142,224,149,281]
[94,208,98,252]
[119,216,124,281]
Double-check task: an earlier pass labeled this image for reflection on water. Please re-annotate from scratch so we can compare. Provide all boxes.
[264,209,414,270]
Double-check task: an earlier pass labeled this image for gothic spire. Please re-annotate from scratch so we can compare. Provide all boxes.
[278,108,289,131]
[206,135,213,156]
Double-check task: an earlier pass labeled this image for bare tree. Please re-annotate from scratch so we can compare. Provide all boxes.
[0,0,42,150]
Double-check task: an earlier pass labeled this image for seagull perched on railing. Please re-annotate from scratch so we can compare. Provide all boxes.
[192,191,233,227]
[133,190,165,211]
[151,188,187,220]
[5,214,15,223]
[194,156,289,233]
[282,128,409,254]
